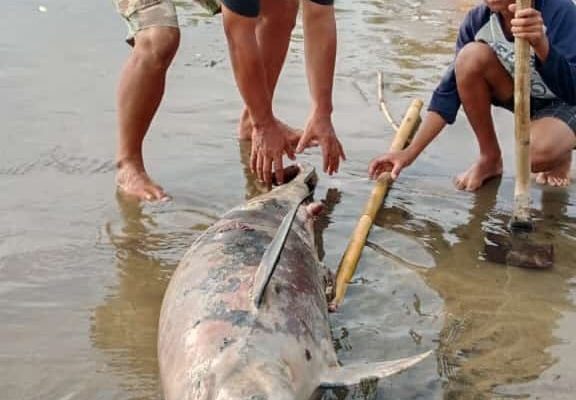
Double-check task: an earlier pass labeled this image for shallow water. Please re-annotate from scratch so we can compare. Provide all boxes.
[2,0,576,399]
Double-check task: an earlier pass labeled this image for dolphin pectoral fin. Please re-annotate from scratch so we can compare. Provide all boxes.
[318,350,432,388]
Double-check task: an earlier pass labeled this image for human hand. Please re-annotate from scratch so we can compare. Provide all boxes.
[251,118,296,185]
[368,149,415,181]
[274,119,305,152]
[296,114,345,175]
[509,4,549,59]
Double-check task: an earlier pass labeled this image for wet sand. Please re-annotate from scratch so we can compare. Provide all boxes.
[1,1,576,399]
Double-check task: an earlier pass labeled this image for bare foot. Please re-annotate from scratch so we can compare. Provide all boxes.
[535,154,572,187]
[454,157,503,191]
[116,161,170,201]
[237,109,302,149]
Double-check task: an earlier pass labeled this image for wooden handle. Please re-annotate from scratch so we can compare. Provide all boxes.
[512,0,533,230]
[332,99,423,307]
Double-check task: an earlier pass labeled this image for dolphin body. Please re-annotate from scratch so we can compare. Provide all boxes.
[158,164,430,400]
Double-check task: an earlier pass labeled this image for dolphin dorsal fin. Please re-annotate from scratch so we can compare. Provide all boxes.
[252,191,312,308]
[318,350,432,389]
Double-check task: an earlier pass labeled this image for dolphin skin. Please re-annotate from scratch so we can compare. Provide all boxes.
[158,164,430,400]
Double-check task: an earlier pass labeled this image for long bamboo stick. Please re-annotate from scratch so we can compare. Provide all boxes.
[511,0,533,231]
[331,99,423,308]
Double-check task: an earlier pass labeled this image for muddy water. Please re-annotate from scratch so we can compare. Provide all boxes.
[2,0,576,399]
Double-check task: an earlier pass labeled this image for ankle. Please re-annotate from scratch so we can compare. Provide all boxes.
[479,153,502,165]
[116,156,145,172]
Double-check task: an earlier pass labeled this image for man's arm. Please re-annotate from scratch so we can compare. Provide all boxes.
[298,0,345,175]
[302,0,336,118]
[368,111,447,180]
[531,0,576,105]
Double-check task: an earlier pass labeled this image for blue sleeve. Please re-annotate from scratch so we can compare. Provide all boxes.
[428,6,489,124]
[536,0,576,105]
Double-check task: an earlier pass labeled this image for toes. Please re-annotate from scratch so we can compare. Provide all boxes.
[548,176,557,187]
[152,186,171,202]
[453,174,483,192]
[535,172,570,187]
[535,173,547,185]
[144,188,171,202]
[550,176,569,187]
[138,186,158,202]
[117,178,169,202]
[453,176,466,191]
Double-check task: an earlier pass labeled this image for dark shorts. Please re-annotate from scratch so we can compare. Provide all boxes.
[221,0,334,18]
[493,97,576,134]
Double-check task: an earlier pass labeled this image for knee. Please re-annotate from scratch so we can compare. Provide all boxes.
[455,42,498,81]
[531,141,556,172]
[261,2,298,32]
[222,12,255,46]
[133,27,180,71]
[302,0,334,29]
[273,13,298,33]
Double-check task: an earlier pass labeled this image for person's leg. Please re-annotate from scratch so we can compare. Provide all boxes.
[453,42,514,191]
[114,0,180,201]
[531,115,575,187]
[116,27,180,201]
[238,0,300,142]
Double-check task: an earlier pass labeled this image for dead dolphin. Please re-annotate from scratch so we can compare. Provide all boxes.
[158,163,431,400]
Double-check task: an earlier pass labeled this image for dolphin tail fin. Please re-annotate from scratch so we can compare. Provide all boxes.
[318,350,432,389]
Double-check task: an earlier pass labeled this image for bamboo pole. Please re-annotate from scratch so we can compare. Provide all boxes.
[331,99,423,308]
[511,0,533,231]
[484,1,552,269]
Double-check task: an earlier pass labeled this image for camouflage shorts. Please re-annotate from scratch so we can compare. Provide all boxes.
[114,0,179,45]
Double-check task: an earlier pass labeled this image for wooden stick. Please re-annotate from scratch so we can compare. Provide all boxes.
[511,0,534,231]
[378,72,400,131]
[332,99,423,308]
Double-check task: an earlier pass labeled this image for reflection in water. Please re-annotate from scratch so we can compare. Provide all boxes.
[374,180,576,398]
[334,0,469,102]
[314,381,380,400]
[238,139,270,201]
[91,194,207,399]
[315,188,342,262]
